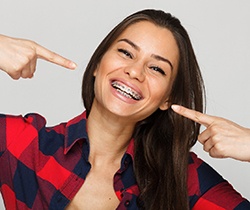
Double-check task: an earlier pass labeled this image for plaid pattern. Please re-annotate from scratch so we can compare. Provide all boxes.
[0,112,249,210]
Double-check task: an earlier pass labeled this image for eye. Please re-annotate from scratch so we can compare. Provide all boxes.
[118,48,133,59]
[150,66,166,76]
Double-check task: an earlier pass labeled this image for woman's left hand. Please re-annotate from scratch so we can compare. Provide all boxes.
[171,104,250,162]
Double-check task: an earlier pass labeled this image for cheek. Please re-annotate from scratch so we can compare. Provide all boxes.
[150,78,171,98]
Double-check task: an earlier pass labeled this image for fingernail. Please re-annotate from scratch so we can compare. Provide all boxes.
[171,104,180,111]
[70,62,77,69]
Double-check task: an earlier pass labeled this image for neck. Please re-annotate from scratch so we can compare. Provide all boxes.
[87,106,135,166]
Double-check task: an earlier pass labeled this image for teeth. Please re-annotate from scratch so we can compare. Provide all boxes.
[112,81,142,100]
[117,89,132,99]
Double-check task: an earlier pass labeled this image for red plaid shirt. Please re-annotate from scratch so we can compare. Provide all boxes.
[0,112,249,209]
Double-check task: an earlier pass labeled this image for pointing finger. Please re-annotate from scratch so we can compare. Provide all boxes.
[171,104,214,127]
[35,42,77,70]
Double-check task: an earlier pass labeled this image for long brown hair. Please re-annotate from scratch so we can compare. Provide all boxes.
[82,9,205,210]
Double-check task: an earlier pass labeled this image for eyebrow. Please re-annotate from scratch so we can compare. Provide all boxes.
[117,38,174,70]
[118,38,140,51]
[151,54,173,70]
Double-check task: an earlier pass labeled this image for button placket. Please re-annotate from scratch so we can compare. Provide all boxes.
[124,200,130,207]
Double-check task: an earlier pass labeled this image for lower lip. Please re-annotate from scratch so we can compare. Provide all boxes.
[110,85,139,104]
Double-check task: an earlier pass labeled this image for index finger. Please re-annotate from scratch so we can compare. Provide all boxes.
[171,104,214,127]
[35,43,77,70]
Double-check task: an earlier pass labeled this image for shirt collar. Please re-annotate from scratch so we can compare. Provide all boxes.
[64,111,135,160]
[64,111,88,154]
[126,138,135,160]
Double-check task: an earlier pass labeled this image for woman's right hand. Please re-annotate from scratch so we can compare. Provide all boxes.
[0,34,77,79]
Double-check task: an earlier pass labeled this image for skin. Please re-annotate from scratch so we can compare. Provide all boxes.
[93,21,179,124]
[5,22,250,207]
[2,20,250,209]
[172,104,250,162]
[0,22,179,209]
[0,34,77,79]
[66,21,179,210]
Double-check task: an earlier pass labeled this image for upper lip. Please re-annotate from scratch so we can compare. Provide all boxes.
[110,78,143,100]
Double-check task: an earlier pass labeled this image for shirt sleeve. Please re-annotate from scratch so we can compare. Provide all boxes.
[188,152,250,210]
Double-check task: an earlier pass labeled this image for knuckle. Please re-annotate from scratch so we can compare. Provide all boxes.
[210,135,220,143]
[210,125,220,134]
[21,70,33,79]
[12,58,31,72]
[213,142,226,155]
[10,65,22,74]
[203,145,209,152]
[23,39,37,48]
[9,72,21,80]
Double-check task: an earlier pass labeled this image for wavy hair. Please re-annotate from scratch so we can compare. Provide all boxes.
[82,9,205,210]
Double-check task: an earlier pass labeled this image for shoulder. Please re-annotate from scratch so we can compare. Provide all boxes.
[188,152,225,198]
[188,152,225,195]
[188,152,250,209]
[188,152,226,194]
[0,113,46,130]
[0,113,48,145]
[0,113,67,150]
[0,113,48,158]
[0,112,81,157]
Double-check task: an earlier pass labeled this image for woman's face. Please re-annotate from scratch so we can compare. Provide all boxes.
[92,21,179,122]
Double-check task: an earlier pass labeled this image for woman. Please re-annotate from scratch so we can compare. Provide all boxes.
[0,9,249,210]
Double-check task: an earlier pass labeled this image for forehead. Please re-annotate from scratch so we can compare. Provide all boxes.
[118,20,175,41]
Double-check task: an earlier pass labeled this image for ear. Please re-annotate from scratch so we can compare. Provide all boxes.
[93,63,100,77]
[159,100,169,111]
[93,69,97,76]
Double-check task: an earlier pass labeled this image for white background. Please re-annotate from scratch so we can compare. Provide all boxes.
[0,0,250,208]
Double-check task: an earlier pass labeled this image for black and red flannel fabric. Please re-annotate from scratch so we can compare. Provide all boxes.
[0,112,249,209]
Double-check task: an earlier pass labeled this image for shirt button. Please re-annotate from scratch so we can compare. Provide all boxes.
[125,200,130,207]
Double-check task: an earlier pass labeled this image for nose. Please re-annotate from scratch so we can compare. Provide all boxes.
[125,62,145,82]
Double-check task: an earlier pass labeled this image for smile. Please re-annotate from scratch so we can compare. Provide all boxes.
[111,81,142,100]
